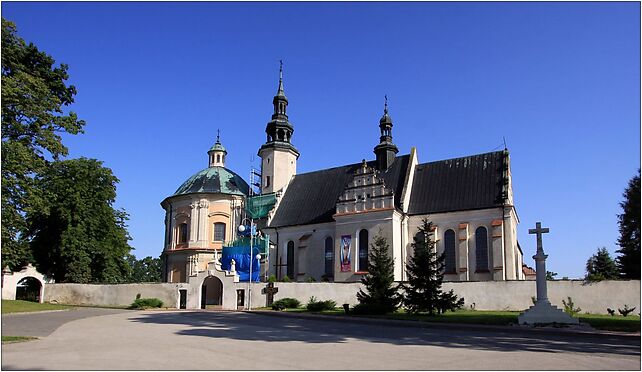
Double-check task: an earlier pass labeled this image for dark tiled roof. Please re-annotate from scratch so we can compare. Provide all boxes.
[269,155,410,228]
[172,166,249,197]
[408,151,507,215]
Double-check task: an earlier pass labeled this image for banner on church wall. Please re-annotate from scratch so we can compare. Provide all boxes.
[340,235,351,272]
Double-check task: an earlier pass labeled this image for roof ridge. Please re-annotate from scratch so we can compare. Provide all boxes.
[294,154,411,177]
[417,150,504,167]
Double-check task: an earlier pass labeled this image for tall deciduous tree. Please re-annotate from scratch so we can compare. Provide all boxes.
[1,18,85,270]
[126,254,162,283]
[585,247,619,282]
[402,219,463,315]
[27,158,131,283]
[616,170,640,279]
[355,232,400,314]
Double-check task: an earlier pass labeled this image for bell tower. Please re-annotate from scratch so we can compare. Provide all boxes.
[258,61,299,194]
[373,95,399,170]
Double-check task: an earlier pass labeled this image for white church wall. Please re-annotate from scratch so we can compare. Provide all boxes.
[334,209,396,282]
[267,222,336,281]
[407,208,504,281]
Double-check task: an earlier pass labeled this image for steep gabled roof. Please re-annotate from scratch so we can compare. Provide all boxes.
[269,155,410,228]
[408,150,507,215]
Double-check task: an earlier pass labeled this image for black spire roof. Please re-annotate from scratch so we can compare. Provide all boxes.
[259,61,299,157]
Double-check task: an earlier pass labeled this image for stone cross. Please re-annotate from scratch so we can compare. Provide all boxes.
[262,282,279,307]
[529,222,549,254]
[529,221,550,304]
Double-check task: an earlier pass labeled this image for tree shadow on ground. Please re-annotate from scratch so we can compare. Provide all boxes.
[129,311,640,357]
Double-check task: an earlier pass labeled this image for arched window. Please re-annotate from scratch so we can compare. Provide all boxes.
[216,154,221,163]
[213,222,226,242]
[324,237,334,278]
[286,241,295,279]
[179,223,189,243]
[444,229,456,274]
[358,229,369,271]
[475,227,489,272]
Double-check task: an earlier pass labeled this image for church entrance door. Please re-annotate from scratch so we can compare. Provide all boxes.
[201,276,223,309]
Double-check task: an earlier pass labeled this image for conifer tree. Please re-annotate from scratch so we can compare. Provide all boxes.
[585,247,619,282]
[355,232,400,314]
[616,170,640,279]
[402,219,463,315]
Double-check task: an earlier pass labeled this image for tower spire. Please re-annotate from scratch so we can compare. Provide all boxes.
[277,60,285,97]
[384,94,388,115]
[373,94,398,171]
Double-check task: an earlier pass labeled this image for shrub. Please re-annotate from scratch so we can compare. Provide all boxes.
[129,297,163,309]
[267,275,277,283]
[306,296,337,311]
[281,275,291,282]
[306,277,316,282]
[271,297,301,310]
[562,296,581,316]
[618,305,636,317]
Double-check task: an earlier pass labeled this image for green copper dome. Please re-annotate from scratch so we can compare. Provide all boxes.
[209,141,227,153]
[173,166,249,197]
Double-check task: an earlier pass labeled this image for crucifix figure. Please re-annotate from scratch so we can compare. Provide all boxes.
[529,221,550,304]
[262,282,279,307]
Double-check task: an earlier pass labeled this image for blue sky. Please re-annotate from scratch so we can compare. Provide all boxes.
[3,2,639,278]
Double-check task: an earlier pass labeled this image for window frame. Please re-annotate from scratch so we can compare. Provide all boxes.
[213,222,226,242]
[475,226,489,272]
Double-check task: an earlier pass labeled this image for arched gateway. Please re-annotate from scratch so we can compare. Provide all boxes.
[201,276,223,309]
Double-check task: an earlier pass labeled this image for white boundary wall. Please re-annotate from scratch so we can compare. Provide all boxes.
[247,280,640,315]
[42,280,640,315]
[44,283,181,308]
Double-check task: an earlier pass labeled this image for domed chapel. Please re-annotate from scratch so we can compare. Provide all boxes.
[160,64,526,285]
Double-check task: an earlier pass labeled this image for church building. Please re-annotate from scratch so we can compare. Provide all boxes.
[161,65,525,284]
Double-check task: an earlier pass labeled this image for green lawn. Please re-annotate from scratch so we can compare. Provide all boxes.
[280,307,640,332]
[1,300,72,314]
[1,336,37,343]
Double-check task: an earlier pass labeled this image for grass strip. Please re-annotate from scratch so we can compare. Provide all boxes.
[2,336,37,343]
[2,300,71,314]
[281,308,640,332]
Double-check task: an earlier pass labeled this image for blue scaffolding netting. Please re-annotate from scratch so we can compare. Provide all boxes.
[220,246,261,282]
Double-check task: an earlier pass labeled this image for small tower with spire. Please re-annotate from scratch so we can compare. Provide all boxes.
[208,129,227,167]
[258,61,300,193]
[373,95,399,170]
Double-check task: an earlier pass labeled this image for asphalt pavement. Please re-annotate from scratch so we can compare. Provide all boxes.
[2,310,640,370]
[2,307,128,337]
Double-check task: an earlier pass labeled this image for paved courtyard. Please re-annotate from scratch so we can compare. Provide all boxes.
[2,310,640,370]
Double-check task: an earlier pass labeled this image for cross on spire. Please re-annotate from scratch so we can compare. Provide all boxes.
[279,59,283,81]
[216,129,220,143]
[528,222,550,254]
[384,94,388,114]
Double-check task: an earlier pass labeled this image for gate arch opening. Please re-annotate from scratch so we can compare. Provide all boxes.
[201,276,223,309]
[16,276,42,302]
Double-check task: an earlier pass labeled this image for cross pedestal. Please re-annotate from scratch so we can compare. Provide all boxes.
[518,222,579,325]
